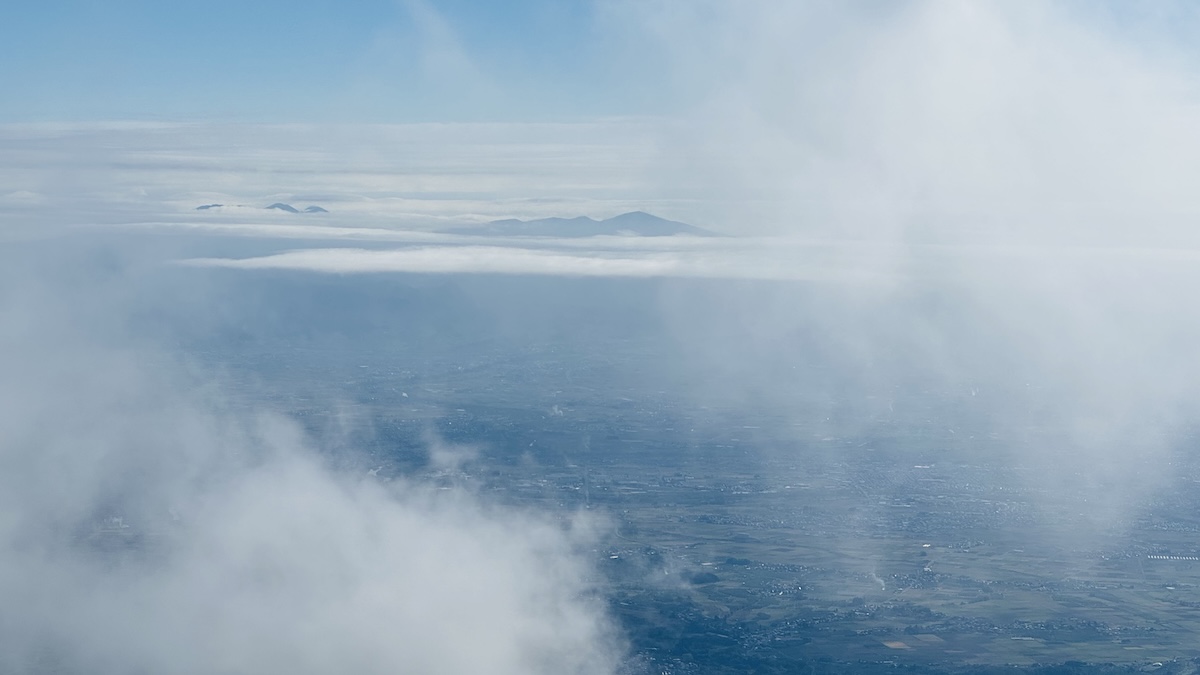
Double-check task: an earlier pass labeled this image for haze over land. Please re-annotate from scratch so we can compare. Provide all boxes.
[5,2,1200,674]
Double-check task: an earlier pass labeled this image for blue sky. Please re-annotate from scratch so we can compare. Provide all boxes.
[1,0,668,122]
[5,1,1200,124]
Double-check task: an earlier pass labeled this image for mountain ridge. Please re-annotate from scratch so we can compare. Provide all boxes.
[448,211,713,237]
[194,202,329,213]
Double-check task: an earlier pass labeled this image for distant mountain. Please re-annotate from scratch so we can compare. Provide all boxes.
[194,202,329,214]
[448,211,713,237]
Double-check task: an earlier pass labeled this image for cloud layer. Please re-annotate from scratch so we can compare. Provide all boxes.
[0,120,679,237]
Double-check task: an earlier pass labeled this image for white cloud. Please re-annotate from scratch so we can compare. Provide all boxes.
[632,1,1200,239]
[0,272,622,675]
[182,241,903,285]
[188,245,682,277]
[606,0,1200,545]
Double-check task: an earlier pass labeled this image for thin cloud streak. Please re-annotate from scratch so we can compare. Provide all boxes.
[182,243,901,285]
[181,236,1200,284]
